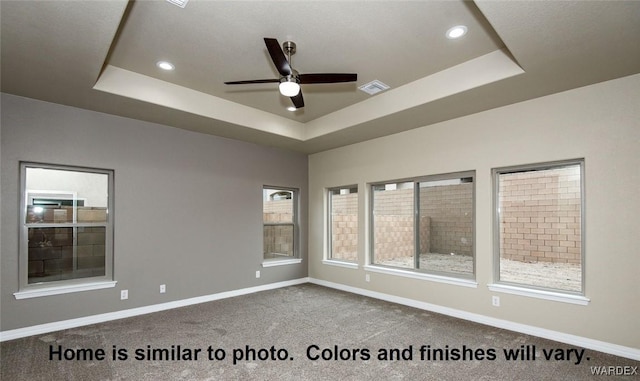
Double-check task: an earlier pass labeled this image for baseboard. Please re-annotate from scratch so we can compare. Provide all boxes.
[3,276,638,362]
[308,278,640,361]
[0,277,309,342]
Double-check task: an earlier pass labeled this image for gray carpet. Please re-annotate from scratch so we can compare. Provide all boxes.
[1,284,638,380]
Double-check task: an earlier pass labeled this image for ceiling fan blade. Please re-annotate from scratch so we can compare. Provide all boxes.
[290,91,304,109]
[299,73,357,84]
[224,79,279,85]
[264,38,292,77]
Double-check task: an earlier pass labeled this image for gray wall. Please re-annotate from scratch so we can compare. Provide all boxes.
[0,93,308,331]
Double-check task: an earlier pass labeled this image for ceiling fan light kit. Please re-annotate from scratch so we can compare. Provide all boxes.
[224,38,357,109]
[279,76,301,97]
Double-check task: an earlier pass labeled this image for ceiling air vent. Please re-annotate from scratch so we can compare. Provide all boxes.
[358,80,390,95]
[166,0,189,8]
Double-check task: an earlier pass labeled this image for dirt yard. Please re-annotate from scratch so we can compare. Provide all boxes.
[377,253,581,291]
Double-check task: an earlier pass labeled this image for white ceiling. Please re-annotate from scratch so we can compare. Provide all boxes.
[2,1,639,153]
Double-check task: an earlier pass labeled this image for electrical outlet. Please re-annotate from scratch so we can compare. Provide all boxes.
[160,284,166,294]
[365,274,370,282]
[492,295,500,307]
[255,270,260,279]
[120,290,128,300]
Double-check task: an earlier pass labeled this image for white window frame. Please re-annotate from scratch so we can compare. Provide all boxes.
[366,171,476,285]
[324,185,359,269]
[14,162,116,299]
[262,186,301,266]
[490,159,589,304]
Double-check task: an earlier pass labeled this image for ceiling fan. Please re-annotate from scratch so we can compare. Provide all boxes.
[224,38,357,109]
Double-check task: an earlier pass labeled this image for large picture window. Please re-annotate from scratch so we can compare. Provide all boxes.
[494,160,584,294]
[263,187,298,261]
[370,172,475,278]
[19,163,114,294]
[328,186,358,262]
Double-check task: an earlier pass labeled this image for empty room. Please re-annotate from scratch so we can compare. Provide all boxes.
[1,1,639,380]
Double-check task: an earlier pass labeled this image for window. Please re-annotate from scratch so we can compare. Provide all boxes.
[18,163,114,295]
[370,172,475,278]
[263,187,298,262]
[371,181,415,269]
[494,160,584,294]
[328,186,358,262]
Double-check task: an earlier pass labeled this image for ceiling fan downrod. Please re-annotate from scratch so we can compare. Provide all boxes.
[282,41,296,65]
[279,41,300,97]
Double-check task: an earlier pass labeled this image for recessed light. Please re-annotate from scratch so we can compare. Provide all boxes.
[446,25,467,39]
[156,61,175,71]
[287,106,297,112]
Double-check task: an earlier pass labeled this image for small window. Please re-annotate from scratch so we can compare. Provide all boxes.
[328,186,358,262]
[494,160,584,294]
[263,187,298,261]
[371,172,475,278]
[19,163,114,290]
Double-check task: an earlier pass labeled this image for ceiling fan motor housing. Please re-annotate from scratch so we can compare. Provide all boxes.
[282,41,296,55]
[280,69,300,83]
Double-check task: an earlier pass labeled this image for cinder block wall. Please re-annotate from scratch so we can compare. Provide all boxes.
[263,199,294,256]
[419,183,473,256]
[359,184,473,261]
[322,177,578,265]
[499,166,582,264]
[330,193,358,261]
[372,189,414,260]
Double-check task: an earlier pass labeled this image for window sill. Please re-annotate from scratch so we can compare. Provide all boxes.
[322,259,358,269]
[364,265,477,288]
[14,281,117,300]
[487,283,590,305]
[262,258,303,267]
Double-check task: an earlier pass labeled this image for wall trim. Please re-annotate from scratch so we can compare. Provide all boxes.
[308,278,640,361]
[262,258,303,267]
[0,277,309,342]
[2,277,638,362]
[14,281,118,300]
[364,264,478,288]
[487,283,590,305]
[322,259,359,269]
